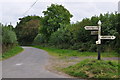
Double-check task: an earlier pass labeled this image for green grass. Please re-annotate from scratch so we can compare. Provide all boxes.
[62,59,119,78]
[33,46,119,58]
[1,46,23,60]
[33,46,119,78]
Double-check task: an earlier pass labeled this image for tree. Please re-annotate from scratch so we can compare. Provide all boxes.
[40,4,73,39]
[33,34,48,44]
[1,24,18,53]
[47,12,119,53]
[2,27,17,45]
[15,16,41,45]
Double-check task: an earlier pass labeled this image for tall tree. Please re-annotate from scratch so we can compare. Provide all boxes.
[15,16,41,45]
[40,4,73,38]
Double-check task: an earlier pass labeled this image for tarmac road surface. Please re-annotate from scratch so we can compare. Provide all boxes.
[2,47,68,78]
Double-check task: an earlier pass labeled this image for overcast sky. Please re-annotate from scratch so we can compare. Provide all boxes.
[0,0,119,27]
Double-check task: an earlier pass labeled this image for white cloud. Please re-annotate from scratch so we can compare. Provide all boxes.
[64,2,117,22]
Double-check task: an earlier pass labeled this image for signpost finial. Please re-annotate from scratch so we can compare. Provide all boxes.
[98,20,102,26]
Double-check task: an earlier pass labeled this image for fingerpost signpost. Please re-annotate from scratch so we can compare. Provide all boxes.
[84,20,116,60]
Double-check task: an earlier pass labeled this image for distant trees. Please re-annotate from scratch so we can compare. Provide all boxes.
[13,4,119,53]
[15,16,41,45]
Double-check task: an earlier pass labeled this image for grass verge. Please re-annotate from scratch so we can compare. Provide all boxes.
[1,46,23,60]
[33,46,119,58]
[62,59,119,78]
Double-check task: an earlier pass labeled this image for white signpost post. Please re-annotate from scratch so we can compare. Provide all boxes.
[84,20,116,60]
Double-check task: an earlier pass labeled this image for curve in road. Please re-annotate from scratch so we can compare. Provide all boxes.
[2,47,67,78]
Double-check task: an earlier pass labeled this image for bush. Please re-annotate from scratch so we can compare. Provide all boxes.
[2,27,17,44]
[55,44,70,49]
[77,43,91,52]
[89,44,97,52]
[33,34,48,45]
[49,26,71,45]
[0,35,2,44]
[116,48,120,54]
[1,25,18,53]
[70,43,83,50]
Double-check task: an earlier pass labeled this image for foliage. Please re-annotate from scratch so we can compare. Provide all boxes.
[15,16,41,45]
[2,27,17,44]
[40,4,73,40]
[0,23,2,44]
[99,13,119,53]
[0,24,22,60]
[1,24,18,53]
[49,25,72,47]
[63,59,119,78]
[46,12,119,53]
[115,13,120,53]
[33,34,48,44]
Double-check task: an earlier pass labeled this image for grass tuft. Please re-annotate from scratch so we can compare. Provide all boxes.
[62,59,119,78]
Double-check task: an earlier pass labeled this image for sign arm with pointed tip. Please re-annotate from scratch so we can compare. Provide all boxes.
[84,20,116,60]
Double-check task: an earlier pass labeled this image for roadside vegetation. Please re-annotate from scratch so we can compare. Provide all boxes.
[1,46,23,60]
[0,23,23,60]
[63,59,119,78]
[33,46,119,58]
[34,45,119,79]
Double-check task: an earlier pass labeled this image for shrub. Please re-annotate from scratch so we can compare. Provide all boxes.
[2,28,17,44]
[70,43,83,50]
[55,43,70,49]
[0,35,2,44]
[49,26,71,45]
[89,44,97,52]
[1,25,18,53]
[33,34,48,44]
